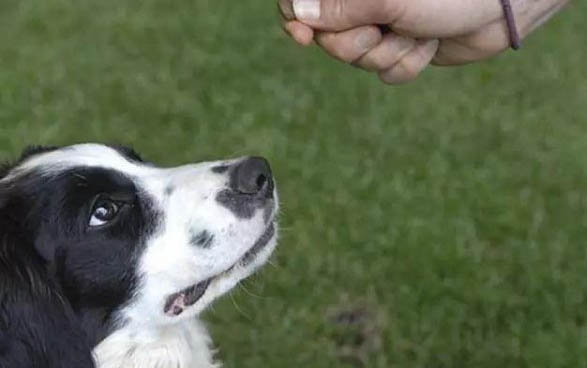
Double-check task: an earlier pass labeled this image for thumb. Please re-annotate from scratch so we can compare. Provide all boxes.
[292,0,398,31]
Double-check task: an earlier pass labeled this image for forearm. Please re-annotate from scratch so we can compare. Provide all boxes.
[514,0,570,37]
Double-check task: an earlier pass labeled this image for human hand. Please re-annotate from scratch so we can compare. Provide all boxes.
[279,0,569,84]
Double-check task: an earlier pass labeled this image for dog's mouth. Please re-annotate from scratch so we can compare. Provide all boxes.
[164,223,276,317]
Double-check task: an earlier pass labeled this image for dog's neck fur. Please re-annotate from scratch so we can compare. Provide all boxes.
[93,318,218,368]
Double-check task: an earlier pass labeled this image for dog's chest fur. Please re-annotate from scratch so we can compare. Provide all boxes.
[93,319,218,368]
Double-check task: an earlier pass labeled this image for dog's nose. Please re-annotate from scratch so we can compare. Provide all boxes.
[231,157,273,197]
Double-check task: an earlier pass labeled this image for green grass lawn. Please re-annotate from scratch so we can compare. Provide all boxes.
[1,1,587,367]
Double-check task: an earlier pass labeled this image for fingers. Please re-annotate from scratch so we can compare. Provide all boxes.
[378,39,439,84]
[283,20,315,46]
[354,32,416,71]
[315,26,382,63]
[277,0,441,85]
[314,26,438,85]
[279,0,315,46]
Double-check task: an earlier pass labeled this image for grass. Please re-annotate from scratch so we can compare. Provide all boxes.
[1,1,587,367]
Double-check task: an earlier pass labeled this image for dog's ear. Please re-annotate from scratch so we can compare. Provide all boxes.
[0,180,96,368]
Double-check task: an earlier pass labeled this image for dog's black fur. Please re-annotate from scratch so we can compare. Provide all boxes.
[0,147,157,368]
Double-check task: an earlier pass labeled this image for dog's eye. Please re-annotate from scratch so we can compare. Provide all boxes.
[89,199,120,227]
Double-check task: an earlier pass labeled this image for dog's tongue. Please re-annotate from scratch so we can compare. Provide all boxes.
[164,279,211,317]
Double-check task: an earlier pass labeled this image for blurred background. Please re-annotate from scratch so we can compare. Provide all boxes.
[1,1,586,367]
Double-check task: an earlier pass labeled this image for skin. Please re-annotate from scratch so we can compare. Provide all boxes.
[279,0,570,84]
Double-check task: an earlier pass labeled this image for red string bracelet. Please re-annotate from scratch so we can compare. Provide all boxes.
[499,0,521,50]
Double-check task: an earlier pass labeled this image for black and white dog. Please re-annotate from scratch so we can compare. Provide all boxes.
[0,144,278,368]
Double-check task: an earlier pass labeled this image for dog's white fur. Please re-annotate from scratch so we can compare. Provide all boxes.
[8,144,278,368]
[94,319,218,368]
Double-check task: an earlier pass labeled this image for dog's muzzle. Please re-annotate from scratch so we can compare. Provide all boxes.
[164,157,277,317]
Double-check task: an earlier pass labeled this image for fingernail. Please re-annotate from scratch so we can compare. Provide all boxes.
[293,0,320,21]
[278,0,295,20]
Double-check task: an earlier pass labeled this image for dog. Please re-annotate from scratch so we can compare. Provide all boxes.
[0,143,279,368]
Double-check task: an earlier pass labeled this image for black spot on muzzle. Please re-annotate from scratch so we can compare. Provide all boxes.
[215,157,274,219]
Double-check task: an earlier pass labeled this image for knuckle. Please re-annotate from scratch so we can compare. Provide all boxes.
[354,27,381,53]
[317,33,357,63]
[318,37,352,62]
[337,51,357,63]
[378,71,397,85]
[400,62,421,81]
[368,54,389,71]
[378,62,421,85]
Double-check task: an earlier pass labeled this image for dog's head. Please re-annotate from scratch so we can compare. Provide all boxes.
[0,144,278,345]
